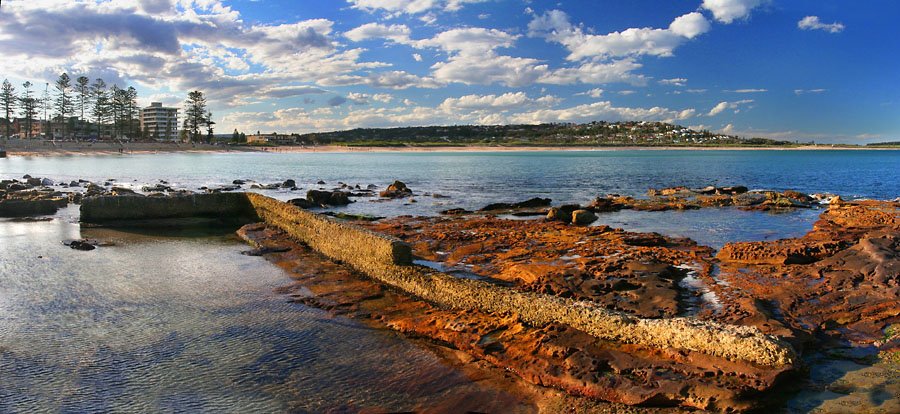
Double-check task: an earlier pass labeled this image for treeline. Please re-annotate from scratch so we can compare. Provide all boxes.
[1,74,214,142]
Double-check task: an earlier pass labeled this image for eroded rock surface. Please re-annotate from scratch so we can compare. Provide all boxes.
[712,200,899,355]
[238,223,795,412]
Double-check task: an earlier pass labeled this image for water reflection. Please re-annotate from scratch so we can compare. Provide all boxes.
[0,208,528,412]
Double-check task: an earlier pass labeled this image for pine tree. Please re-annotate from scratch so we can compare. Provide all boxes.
[75,76,90,139]
[54,74,74,139]
[90,78,108,139]
[1,80,16,140]
[19,81,37,139]
[184,91,207,143]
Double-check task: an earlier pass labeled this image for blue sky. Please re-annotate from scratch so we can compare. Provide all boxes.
[0,0,897,143]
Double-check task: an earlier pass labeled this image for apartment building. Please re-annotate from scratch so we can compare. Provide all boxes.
[140,102,179,141]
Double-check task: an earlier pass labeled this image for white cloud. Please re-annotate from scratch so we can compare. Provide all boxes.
[346,0,488,15]
[431,53,546,87]
[707,99,754,116]
[539,59,647,86]
[798,16,845,34]
[412,53,423,61]
[509,101,695,124]
[701,0,766,24]
[576,88,605,98]
[726,88,767,93]
[438,92,558,112]
[794,88,827,95]
[659,78,687,86]
[344,23,411,42]
[528,10,710,60]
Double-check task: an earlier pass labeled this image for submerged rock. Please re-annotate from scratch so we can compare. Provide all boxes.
[64,239,96,251]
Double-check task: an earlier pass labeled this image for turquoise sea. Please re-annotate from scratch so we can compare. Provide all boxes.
[1,150,898,412]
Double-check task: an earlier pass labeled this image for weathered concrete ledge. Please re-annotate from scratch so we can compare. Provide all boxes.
[81,192,797,367]
[80,193,258,224]
[244,193,796,367]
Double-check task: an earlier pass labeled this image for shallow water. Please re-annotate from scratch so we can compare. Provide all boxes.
[0,208,528,413]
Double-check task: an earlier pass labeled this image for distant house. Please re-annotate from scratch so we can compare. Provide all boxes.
[140,102,179,141]
[11,118,63,139]
[247,133,295,145]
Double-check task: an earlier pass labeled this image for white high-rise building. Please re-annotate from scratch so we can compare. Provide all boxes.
[140,102,179,141]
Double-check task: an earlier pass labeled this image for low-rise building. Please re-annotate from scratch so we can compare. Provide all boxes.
[247,133,295,145]
[140,102,179,141]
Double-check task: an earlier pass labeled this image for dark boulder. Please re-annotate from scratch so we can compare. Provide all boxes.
[306,189,351,206]
[380,180,413,198]
[289,198,314,209]
[546,204,581,222]
[480,197,552,211]
[282,179,296,188]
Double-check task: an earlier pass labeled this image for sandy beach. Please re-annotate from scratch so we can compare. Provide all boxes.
[0,139,892,157]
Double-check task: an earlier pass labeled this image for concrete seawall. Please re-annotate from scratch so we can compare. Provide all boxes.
[82,192,797,367]
[81,193,257,224]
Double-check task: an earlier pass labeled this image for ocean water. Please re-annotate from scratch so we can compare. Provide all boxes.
[2,150,896,246]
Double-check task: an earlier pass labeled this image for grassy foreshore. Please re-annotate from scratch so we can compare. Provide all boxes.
[1,139,895,157]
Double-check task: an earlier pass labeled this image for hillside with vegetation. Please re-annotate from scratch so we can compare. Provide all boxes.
[294,121,800,147]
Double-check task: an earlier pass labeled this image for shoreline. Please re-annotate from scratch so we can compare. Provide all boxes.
[1,140,896,158]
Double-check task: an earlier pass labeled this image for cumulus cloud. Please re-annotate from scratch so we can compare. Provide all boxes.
[344,23,411,42]
[509,101,695,124]
[576,88,605,98]
[659,78,687,86]
[0,0,405,108]
[798,16,845,34]
[707,99,754,116]
[528,10,710,60]
[347,0,488,15]
[438,92,558,112]
[701,0,766,24]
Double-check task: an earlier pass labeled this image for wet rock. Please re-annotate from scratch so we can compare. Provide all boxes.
[111,187,140,196]
[40,178,54,186]
[64,239,96,251]
[251,183,280,190]
[233,179,247,185]
[288,198,314,209]
[317,180,326,185]
[719,185,748,195]
[142,184,172,192]
[480,197,552,211]
[26,177,42,187]
[0,199,66,217]
[282,179,296,188]
[206,185,240,193]
[586,197,623,212]
[440,208,472,215]
[546,204,581,222]
[306,189,351,206]
[571,209,597,225]
[379,180,413,198]
[240,246,291,256]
